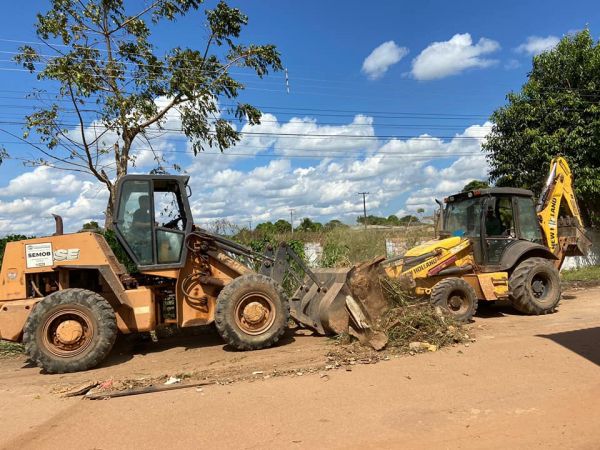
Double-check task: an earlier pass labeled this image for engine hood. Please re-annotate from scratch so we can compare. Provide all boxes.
[404,236,464,258]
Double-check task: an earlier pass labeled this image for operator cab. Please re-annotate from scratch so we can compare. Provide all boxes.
[442,188,544,268]
[113,175,193,270]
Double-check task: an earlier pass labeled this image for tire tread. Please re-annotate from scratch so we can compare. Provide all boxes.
[215,274,289,351]
[23,288,117,373]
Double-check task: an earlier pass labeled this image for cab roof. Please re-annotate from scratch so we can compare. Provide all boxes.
[445,187,534,203]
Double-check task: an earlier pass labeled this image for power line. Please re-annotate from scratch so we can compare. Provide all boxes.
[0,142,484,160]
[0,119,490,141]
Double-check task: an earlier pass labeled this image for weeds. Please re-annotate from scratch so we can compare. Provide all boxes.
[0,340,24,358]
[562,265,600,282]
[237,226,435,267]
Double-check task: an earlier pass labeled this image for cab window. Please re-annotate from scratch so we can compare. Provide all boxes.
[444,197,482,237]
[154,190,184,231]
[116,180,153,265]
[485,197,514,237]
[516,196,543,243]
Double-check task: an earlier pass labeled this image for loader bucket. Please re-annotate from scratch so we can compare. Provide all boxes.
[289,256,389,343]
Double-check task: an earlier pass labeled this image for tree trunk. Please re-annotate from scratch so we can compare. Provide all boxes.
[104,185,116,230]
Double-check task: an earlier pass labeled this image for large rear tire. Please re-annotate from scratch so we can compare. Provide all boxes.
[215,274,289,350]
[430,277,478,323]
[509,257,561,315]
[23,289,117,374]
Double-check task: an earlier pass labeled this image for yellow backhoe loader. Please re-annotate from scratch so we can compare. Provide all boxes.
[380,156,590,321]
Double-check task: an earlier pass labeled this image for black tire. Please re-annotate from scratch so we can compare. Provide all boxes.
[215,274,289,350]
[430,277,478,323]
[23,289,117,374]
[509,257,561,315]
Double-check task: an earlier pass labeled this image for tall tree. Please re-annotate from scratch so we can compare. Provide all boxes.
[13,0,282,227]
[484,29,600,226]
[462,180,490,192]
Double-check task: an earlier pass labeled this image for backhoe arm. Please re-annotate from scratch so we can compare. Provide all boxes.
[536,156,588,265]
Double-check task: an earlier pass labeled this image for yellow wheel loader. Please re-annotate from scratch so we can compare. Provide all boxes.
[0,175,385,373]
[381,157,590,321]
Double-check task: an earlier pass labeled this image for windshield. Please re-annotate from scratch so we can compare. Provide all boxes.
[444,197,483,237]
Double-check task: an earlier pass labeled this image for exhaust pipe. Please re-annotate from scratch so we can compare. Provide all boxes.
[52,214,64,236]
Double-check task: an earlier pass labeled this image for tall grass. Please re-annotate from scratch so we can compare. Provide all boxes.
[236,225,435,267]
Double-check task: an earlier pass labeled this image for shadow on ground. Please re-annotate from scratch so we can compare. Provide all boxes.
[99,327,298,369]
[538,326,600,367]
[476,301,522,319]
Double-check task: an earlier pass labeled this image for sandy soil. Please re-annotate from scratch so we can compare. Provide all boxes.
[2,286,600,449]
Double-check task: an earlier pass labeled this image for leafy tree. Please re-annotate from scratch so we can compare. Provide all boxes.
[0,235,32,265]
[324,219,348,231]
[254,221,275,236]
[357,215,386,226]
[357,214,420,226]
[14,0,282,227]
[484,29,600,226]
[296,217,323,232]
[82,220,102,231]
[273,219,292,234]
[462,180,490,192]
[386,215,401,226]
[398,215,420,225]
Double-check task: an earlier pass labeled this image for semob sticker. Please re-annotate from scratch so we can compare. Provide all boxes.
[25,243,53,268]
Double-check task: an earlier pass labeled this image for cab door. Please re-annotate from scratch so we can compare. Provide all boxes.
[483,195,517,265]
[113,175,192,270]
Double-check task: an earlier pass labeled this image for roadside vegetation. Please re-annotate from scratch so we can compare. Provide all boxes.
[562,266,600,283]
[233,215,435,268]
[0,341,24,358]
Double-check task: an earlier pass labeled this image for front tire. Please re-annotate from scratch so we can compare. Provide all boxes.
[430,277,478,323]
[215,274,289,350]
[509,257,561,315]
[23,289,117,374]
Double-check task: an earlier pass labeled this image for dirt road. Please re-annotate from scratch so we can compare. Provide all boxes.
[2,287,600,449]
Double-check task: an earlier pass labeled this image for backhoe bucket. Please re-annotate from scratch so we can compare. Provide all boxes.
[289,257,389,347]
[559,220,592,257]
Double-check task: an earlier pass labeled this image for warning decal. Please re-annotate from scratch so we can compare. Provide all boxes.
[25,243,53,268]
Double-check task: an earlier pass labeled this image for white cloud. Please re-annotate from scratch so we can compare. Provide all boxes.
[504,59,521,70]
[0,107,494,235]
[403,124,492,212]
[0,167,83,197]
[411,33,500,80]
[189,119,493,226]
[516,35,560,55]
[0,174,109,236]
[362,41,409,80]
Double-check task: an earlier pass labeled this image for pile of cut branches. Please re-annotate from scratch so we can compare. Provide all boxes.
[377,278,467,352]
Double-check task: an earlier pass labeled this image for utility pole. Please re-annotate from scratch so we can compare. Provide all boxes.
[358,192,369,230]
[290,209,295,236]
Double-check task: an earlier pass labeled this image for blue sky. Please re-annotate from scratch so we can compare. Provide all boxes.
[0,0,597,234]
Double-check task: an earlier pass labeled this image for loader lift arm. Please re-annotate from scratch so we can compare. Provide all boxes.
[186,229,325,290]
[187,230,387,338]
[536,156,589,267]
